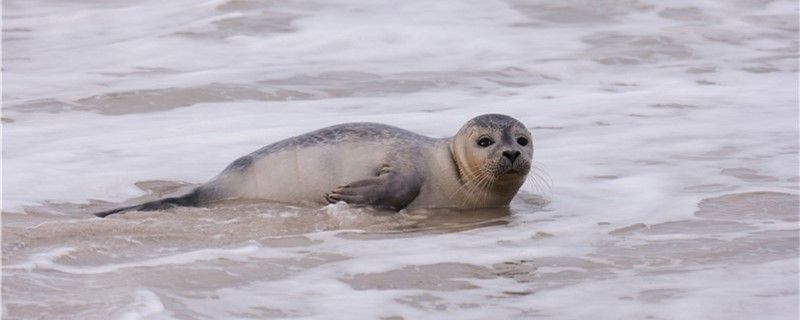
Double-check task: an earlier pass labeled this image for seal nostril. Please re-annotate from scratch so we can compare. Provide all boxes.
[502,150,520,162]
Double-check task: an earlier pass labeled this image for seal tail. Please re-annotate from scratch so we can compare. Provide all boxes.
[94,188,203,218]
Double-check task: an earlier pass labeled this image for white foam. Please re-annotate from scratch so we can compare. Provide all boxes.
[6,246,76,271]
[5,245,286,275]
[3,0,797,318]
[121,290,166,320]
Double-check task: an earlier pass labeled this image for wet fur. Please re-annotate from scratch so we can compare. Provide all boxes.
[95,114,533,217]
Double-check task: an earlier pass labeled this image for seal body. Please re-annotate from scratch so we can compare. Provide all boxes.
[208,123,434,209]
[95,114,534,217]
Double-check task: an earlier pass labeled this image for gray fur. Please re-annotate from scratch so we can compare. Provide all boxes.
[463,113,526,130]
[95,114,533,217]
[254,123,434,155]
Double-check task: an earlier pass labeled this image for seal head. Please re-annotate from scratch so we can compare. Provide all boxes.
[450,114,533,193]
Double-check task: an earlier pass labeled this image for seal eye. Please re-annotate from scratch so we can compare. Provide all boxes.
[477,137,494,147]
[517,137,529,146]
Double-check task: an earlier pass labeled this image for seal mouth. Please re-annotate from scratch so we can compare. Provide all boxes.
[488,158,530,179]
[499,164,530,178]
[498,168,526,178]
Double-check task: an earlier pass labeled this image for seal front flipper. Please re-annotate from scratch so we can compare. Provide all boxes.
[326,164,423,211]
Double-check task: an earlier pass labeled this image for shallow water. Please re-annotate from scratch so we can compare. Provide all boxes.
[3,0,799,319]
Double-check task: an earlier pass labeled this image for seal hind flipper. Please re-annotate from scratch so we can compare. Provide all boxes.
[326,164,423,211]
[94,188,203,218]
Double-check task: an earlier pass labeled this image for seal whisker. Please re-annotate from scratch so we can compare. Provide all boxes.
[476,172,493,207]
[459,169,490,207]
[478,174,494,208]
[526,161,552,194]
[473,167,493,207]
[447,162,491,202]
[457,172,483,207]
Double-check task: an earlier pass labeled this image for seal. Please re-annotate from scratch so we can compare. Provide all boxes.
[95,114,534,217]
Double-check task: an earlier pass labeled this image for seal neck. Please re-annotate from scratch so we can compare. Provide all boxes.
[448,138,489,186]
[448,138,468,185]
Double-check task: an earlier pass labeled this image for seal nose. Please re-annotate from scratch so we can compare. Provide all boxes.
[502,150,520,162]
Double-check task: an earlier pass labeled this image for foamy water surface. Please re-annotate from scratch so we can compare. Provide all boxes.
[3,0,799,319]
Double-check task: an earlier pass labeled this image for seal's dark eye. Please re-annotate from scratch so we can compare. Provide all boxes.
[517,137,529,146]
[477,137,494,147]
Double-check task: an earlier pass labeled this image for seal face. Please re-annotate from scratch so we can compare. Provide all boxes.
[452,114,532,182]
[435,114,533,209]
[95,114,534,217]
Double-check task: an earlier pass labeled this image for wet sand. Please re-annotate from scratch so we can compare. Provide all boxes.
[3,0,799,319]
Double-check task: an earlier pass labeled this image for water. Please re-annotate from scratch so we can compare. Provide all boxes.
[3,0,798,319]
